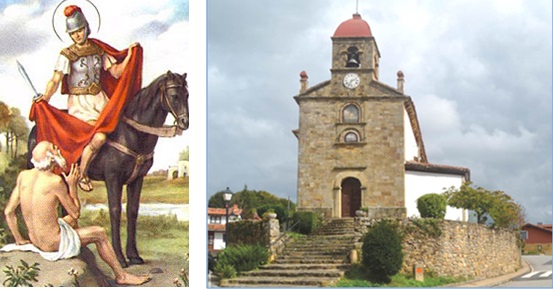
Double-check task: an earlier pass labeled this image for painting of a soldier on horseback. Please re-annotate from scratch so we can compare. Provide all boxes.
[0,0,189,286]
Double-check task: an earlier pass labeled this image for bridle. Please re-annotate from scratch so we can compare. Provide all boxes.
[121,76,188,138]
[159,77,188,129]
[107,74,189,184]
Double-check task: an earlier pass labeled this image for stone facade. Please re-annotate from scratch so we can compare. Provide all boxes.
[294,15,409,218]
[354,218,521,279]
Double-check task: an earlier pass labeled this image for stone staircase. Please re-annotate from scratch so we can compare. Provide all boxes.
[220,218,356,287]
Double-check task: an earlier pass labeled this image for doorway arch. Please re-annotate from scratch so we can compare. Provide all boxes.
[341,177,361,217]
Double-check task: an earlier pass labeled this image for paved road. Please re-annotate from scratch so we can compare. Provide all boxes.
[498,255,552,287]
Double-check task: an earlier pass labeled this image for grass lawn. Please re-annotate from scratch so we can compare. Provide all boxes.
[81,175,189,204]
[79,209,188,261]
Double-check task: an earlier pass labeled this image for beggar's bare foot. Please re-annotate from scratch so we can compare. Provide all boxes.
[116,273,152,285]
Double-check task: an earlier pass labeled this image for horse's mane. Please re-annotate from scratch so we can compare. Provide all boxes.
[124,74,166,116]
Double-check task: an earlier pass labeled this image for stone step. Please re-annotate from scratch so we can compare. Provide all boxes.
[274,257,348,264]
[259,263,351,271]
[277,251,347,258]
[221,276,340,287]
[241,268,345,278]
[286,245,351,251]
[292,235,356,242]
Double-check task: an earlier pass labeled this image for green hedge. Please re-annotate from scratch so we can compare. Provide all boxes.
[417,193,447,219]
[292,211,318,234]
[227,220,265,246]
[362,220,403,282]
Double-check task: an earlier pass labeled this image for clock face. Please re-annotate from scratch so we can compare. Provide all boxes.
[343,73,360,89]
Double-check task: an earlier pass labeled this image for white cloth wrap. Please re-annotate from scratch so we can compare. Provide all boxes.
[0,218,81,261]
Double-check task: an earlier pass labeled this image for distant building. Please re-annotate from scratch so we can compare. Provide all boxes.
[521,223,552,255]
[168,160,189,180]
[293,13,470,220]
[207,204,243,252]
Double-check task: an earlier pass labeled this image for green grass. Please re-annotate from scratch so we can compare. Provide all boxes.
[334,264,467,287]
[79,209,188,259]
[81,175,188,204]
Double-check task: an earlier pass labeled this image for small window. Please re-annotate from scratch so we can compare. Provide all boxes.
[344,131,359,143]
[343,104,359,123]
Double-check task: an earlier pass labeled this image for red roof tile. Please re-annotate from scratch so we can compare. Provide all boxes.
[333,13,372,38]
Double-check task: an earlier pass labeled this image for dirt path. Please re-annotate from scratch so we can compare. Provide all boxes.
[79,246,186,287]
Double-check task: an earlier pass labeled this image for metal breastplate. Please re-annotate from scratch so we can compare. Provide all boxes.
[67,54,102,95]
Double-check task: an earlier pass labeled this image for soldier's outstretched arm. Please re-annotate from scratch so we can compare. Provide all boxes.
[108,42,140,79]
[4,173,30,245]
[36,71,63,103]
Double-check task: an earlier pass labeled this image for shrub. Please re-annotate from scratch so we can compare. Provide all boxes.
[416,193,447,219]
[214,263,237,279]
[257,204,288,224]
[214,244,268,276]
[227,220,264,246]
[362,220,403,282]
[292,211,319,234]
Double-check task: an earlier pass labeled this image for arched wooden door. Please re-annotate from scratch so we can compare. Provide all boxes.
[341,178,361,217]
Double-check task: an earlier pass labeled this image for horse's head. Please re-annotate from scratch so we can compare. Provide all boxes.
[162,71,189,130]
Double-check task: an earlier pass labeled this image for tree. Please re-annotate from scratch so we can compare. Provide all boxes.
[208,186,296,219]
[445,183,494,224]
[0,105,29,158]
[7,108,29,158]
[179,146,189,161]
[0,101,11,152]
[445,182,524,229]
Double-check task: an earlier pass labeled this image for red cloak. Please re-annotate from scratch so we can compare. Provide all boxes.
[29,38,143,171]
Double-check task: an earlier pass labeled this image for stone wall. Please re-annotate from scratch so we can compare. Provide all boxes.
[354,218,521,279]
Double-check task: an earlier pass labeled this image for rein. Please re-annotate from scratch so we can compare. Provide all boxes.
[107,75,187,184]
[121,77,186,138]
[122,116,183,137]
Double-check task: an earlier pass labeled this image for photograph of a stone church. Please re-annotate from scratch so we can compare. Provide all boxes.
[293,13,470,221]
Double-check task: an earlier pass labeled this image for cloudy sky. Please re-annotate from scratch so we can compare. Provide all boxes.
[0,0,189,172]
[208,0,552,223]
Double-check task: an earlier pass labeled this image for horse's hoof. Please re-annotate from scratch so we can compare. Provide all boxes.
[128,257,144,265]
[119,259,129,268]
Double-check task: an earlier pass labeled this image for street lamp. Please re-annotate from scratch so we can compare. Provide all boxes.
[223,187,233,246]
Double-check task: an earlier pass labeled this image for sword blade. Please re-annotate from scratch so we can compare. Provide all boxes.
[16,60,41,101]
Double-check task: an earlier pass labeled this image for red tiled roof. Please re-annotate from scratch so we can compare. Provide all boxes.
[208,224,225,232]
[208,208,226,216]
[333,13,372,38]
[523,223,553,233]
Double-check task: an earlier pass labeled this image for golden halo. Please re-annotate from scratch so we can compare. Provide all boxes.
[51,0,101,42]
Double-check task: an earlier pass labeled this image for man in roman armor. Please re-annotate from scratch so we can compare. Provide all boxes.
[30,5,143,191]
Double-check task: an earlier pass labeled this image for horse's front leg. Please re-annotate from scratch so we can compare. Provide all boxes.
[126,176,144,265]
[105,177,128,268]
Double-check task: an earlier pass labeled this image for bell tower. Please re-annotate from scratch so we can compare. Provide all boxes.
[331,13,380,89]
[294,13,407,219]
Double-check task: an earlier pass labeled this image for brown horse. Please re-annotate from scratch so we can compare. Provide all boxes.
[28,71,189,267]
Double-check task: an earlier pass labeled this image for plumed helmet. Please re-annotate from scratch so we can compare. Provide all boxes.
[65,5,90,35]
